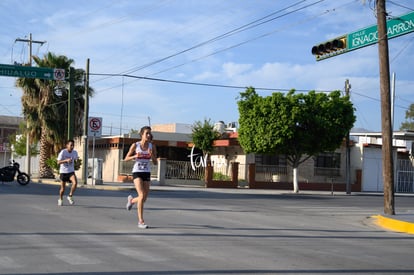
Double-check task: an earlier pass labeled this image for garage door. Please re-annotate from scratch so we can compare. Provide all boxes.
[361,148,383,192]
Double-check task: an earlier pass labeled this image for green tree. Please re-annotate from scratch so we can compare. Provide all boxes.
[191,118,220,158]
[16,52,93,178]
[8,122,38,157]
[237,87,355,193]
[399,103,414,131]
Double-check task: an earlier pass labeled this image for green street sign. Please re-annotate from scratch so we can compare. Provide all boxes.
[0,64,65,80]
[347,11,414,51]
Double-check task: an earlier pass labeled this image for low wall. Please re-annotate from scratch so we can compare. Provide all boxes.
[247,164,362,192]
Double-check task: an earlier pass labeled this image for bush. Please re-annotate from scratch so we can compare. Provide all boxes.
[213,172,231,181]
[45,158,59,174]
[46,157,82,173]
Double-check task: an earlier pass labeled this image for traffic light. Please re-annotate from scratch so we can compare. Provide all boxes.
[311,36,347,61]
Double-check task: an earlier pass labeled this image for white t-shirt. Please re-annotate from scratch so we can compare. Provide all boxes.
[57,149,78,174]
[132,142,153,173]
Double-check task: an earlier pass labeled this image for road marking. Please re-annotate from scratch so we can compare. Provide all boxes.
[116,248,170,262]
[55,253,101,265]
[0,256,20,269]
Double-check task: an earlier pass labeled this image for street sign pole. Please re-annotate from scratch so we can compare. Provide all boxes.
[82,59,90,185]
[68,67,74,140]
[87,116,102,186]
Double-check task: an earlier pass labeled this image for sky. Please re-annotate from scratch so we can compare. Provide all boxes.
[0,0,413,135]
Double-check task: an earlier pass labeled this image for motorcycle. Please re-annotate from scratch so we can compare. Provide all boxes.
[0,160,30,185]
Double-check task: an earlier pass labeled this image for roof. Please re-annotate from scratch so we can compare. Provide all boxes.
[350,131,414,141]
[0,115,23,126]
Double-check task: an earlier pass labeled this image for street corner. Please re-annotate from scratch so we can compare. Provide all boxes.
[371,214,414,235]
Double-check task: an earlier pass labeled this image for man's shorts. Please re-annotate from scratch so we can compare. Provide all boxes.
[60,172,75,183]
[132,172,151,182]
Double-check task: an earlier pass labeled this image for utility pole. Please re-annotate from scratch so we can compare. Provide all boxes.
[376,0,395,215]
[82,59,90,185]
[67,67,75,140]
[15,33,46,176]
[345,79,351,195]
[15,33,46,65]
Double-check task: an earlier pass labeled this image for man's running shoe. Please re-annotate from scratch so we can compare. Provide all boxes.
[138,222,148,229]
[67,195,74,205]
[58,199,63,206]
[126,195,133,210]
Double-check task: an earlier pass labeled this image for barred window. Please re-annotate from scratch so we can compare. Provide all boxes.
[255,154,288,175]
[255,154,287,166]
[314,152,340,176]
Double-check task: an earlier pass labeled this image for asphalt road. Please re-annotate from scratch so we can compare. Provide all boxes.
[0,182,413,275]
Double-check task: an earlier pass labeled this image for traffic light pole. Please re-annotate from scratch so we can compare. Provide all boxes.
[311,1,396,215]
[376,0,395,215]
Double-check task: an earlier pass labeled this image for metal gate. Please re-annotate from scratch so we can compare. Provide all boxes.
[396,159,414,193]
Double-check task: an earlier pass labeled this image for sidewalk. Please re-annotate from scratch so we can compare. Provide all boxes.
[32,177,414,235]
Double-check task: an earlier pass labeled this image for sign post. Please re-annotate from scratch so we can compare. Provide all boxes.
[88,117,102,185]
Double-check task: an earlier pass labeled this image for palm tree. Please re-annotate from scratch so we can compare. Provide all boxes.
[16,52,93,178]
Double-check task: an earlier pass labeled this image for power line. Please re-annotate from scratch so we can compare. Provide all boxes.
[92,1,354,95]
[388,1,414,11]
[89,72,310,92]
[92,0,355,96]
[351,89,409,110]
[148,3,340,78]
[122,0,320,75]
[92,0,325,85]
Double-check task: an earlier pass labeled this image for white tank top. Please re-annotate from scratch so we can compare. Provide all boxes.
[132,142,152,173]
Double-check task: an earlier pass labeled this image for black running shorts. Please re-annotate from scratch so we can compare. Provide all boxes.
[60,172,75,183]
[132,172,151,182]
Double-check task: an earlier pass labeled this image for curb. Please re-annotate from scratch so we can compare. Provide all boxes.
[372,215,414,235]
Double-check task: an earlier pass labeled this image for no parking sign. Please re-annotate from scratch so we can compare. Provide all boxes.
[88,117,102,137]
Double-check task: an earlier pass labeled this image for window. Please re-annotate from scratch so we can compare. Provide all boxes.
[314,152,341,176]
[255,154,287,166]
[255,154,287,175]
